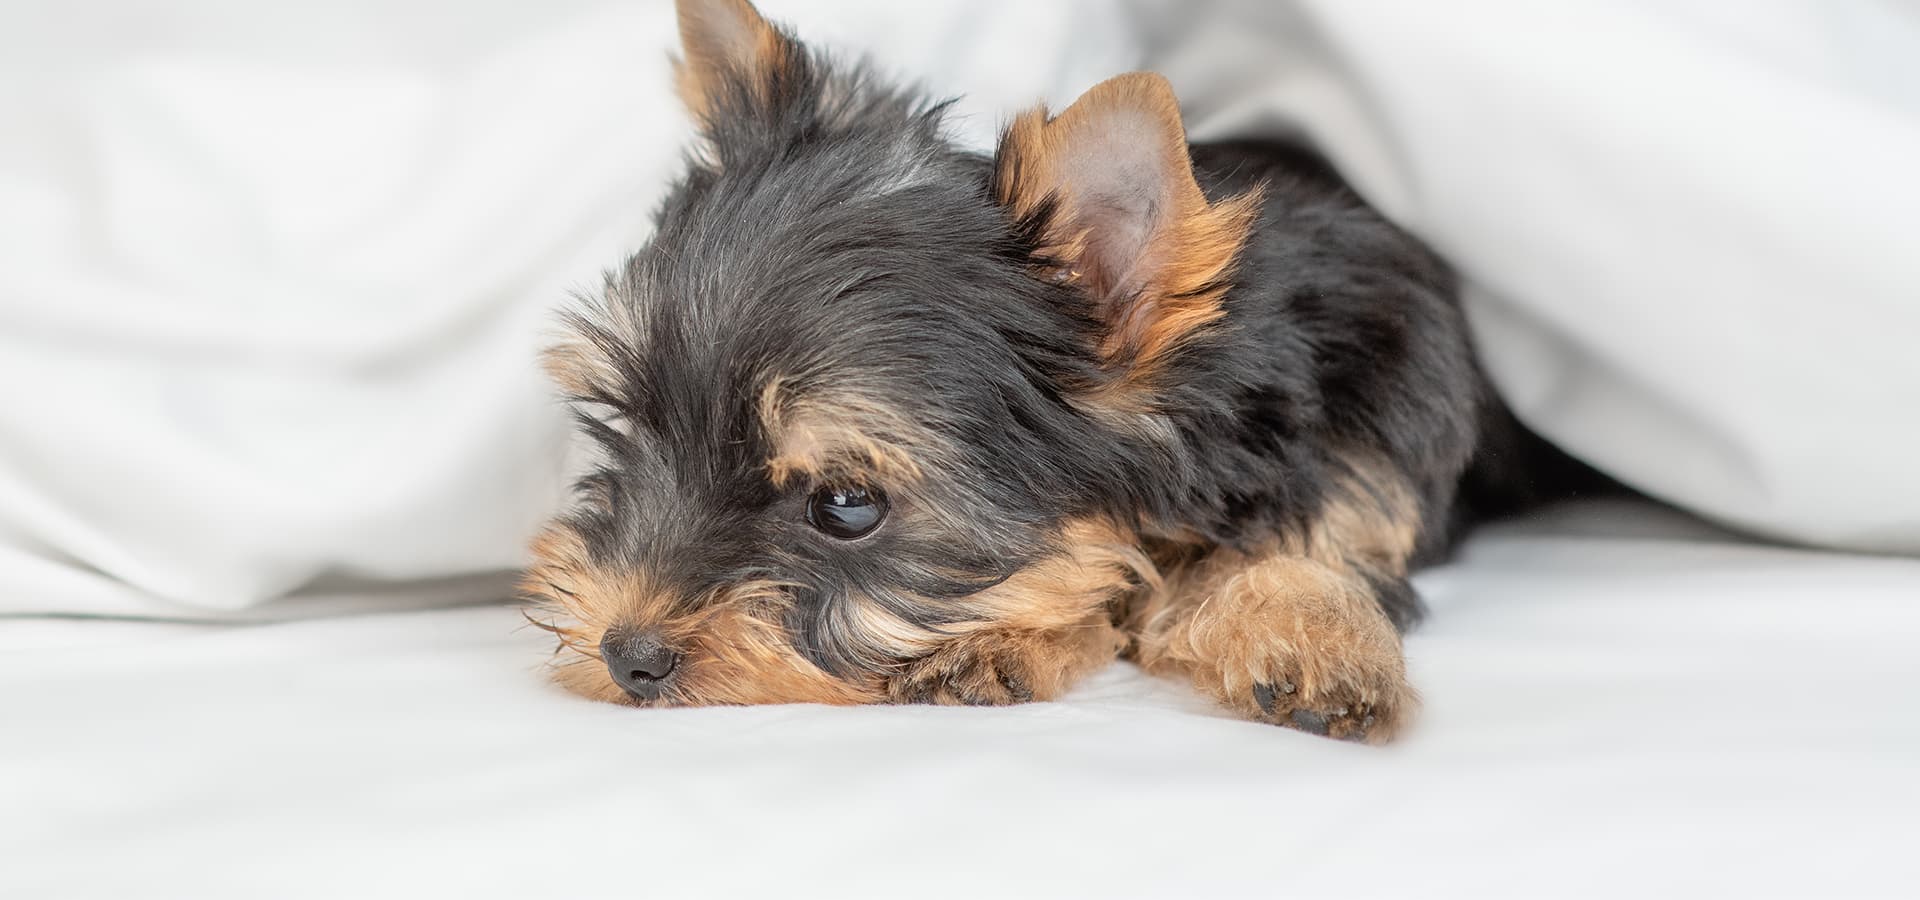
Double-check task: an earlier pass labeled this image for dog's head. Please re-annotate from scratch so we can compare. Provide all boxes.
[525,0,1259,706]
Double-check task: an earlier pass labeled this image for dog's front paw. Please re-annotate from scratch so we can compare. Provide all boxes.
[1243,650,1414,743]
[1136,554,1418,743]
[886,623,1124,707]
[889,638,1036,706]
[1212,621,1416,743]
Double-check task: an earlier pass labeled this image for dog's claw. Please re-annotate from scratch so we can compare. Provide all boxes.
[1253,682,1278,715]
[997,667,1033,703]
[1289,709,1330,735]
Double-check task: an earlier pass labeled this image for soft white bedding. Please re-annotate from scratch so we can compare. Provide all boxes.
[0,0,1137,619]
[5,0,1919,621]
[1148,0,1920,552]
[6,503,1917,899]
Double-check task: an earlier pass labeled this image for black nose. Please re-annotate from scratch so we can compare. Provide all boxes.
[601,630,679,700]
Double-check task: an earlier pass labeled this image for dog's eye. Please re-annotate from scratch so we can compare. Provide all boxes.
[806,485,888,540]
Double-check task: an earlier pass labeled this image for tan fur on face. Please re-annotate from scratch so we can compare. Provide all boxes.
[966,519,1160,629]
[521,516,1153,708]
[887,519,1152,705]
[522,522,878,707]
[994,72,1262,389]
[542,341,618,400]
[1129,460,1422,742]
[834,591,949,667]
[758,378,937,488]
[674,0,796,125]
[543,288,644,402]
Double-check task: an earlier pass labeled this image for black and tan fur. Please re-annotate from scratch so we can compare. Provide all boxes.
[523,0,1593,742]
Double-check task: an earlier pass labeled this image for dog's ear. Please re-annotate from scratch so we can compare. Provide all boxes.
[994,73,1260,381]
[673,0,801,124]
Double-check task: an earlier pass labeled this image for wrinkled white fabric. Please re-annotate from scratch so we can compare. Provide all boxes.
[1148,0,1920,553]
[3,0,1917,620]
[0,0,1139,617]
[4,504,1916,899]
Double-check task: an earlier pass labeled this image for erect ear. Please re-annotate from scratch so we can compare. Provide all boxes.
[993,73,1261,378]
[673,0,802,123]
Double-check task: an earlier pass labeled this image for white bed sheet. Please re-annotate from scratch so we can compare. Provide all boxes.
[10,0,1920,623]
[6,502,1917,900]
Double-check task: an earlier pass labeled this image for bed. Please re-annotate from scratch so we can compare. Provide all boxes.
[6,502,1917,898]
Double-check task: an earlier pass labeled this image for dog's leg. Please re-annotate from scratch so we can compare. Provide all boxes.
[1130,469,1423,742]
[887,616,1126,706]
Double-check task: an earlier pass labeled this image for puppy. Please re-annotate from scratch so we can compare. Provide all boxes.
[524,0,1563,742]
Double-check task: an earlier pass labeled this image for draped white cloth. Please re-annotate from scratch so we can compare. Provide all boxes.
[7,1,1914,620]
[0,0,1136,618]
[1159,0,1920,554]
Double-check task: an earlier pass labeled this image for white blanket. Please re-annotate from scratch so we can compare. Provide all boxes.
[0,0,1135,618]
[1148,0,1920,552]
[5,503,1916,899]
[4,0,1918,618]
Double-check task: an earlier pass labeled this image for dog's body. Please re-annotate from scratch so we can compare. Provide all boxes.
[525,0,1582,742]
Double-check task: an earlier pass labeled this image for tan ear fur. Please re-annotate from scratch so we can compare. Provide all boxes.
[994,73,1261,383]
[673,0,796,122]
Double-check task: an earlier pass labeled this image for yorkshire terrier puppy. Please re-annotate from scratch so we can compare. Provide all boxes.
[524,0,1570,742]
